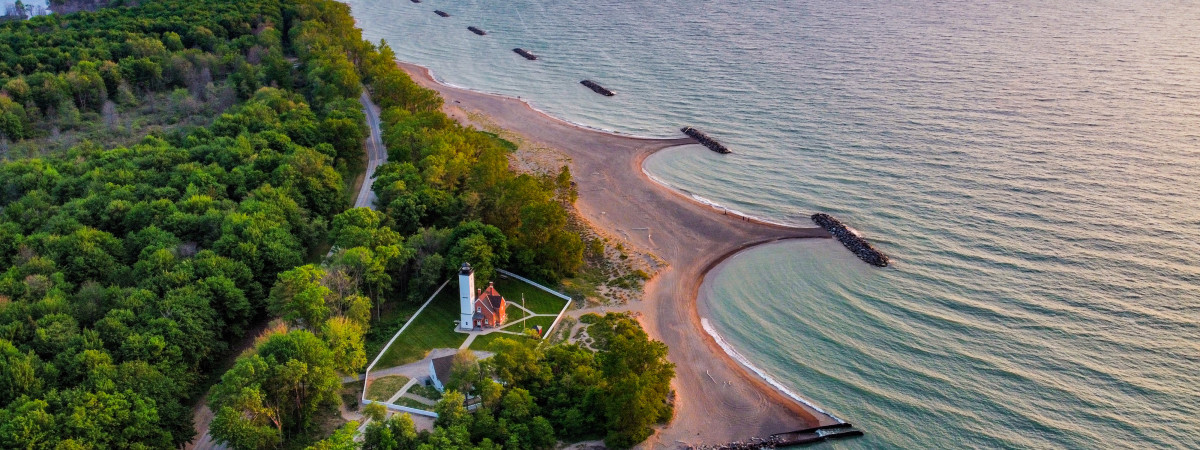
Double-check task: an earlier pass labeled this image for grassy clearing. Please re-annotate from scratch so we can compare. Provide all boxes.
[505,306,528,323]
[372,286,467,368]
[393,396,434,410]
[365,375,410,402]
[523,316,558,334]
[407,383,442,401]
[494,277,568,315]
[365,299,426,360]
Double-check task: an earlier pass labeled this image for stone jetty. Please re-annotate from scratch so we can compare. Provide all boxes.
[811,213,889,267]
[434,10,449,17]
[580,80,615,96]
[693,423,864,449]
[513,48,538,60]
[681,126,731,154]
[468,26,486,35]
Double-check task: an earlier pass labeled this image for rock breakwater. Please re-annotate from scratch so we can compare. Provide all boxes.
[580,80,615,96]
[468,26,486,35]
[681,126,731,154]
[811,213,889,267]
[513,48,538,60]
[434,10,449,17]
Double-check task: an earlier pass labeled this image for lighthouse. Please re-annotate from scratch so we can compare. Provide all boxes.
[458,263,475,329]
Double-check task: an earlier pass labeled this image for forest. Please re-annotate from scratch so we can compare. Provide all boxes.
[0,0,669,448]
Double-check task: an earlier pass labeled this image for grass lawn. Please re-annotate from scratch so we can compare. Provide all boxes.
[393,396,434,410]
[365,299,427,359]
[365,375,410,402]
[505,305,528,322]
[408,383,442,401]
[523,316,558,335]
[372,286,467,368]
[493,277,569,315]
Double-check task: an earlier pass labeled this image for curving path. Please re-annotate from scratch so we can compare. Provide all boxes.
[354,90,387,210]
[397,62,841,447]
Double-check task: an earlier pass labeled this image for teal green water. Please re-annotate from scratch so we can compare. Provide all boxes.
[342,0,1200,447]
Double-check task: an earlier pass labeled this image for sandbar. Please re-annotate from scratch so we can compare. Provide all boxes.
[397,61,841,447]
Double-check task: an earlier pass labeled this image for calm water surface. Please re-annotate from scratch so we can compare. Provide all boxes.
[342,0,1200,447]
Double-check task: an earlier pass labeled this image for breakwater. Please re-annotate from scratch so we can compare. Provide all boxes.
[434,10,449,17]
[681,126,731,154]
[513,48,538,60]
[811,213,889,267]
[693,424,863,449]
[580,80,615,96]
[468,26,486,35]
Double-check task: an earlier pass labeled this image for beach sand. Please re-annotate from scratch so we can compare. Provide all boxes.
[397,62,840,447]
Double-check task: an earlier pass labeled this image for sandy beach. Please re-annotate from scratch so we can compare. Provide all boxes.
[397,61,840,447]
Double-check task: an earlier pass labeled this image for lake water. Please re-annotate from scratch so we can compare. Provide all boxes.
[341,0,1200,447]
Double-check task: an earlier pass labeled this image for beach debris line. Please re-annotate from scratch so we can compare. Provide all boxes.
[434,10,449,17]
[580,80,615,96]
[681,126,731,154]
[811,213,889,267]
[693,423,864,449]
[467,26,487,35]
[513,48,538,60]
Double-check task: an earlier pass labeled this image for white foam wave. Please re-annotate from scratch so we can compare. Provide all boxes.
[701,318,845,424]
[641,165,795,227]
[411,62,677,140]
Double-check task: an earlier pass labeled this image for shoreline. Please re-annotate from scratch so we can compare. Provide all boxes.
[396,60,841,446]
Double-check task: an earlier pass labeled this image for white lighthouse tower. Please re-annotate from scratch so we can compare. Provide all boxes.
[458,262,475,329]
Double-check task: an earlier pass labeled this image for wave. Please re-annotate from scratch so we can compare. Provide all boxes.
[701,318,845,424]
[642,167,797,227]
[411,63,679,140]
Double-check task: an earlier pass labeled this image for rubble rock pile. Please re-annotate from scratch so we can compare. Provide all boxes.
[468,26,486,35]
[580,80,615,96]
[681,126,731,154]
[513,48,538,60]
[434,10,449,17]
[811,213,889,267]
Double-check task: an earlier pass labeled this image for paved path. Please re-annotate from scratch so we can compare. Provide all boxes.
[459,333,477,349]
[354,90,387,210]
[385,378,419,404]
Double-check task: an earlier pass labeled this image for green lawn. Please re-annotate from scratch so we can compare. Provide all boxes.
[365,375,410,402]
[407,383,442,401]
[372,287,468,368]
[365,299,427,359]
[393,396,434,410]
[505,305,528,323]
[493,277,569,315]
[523,316,559,335]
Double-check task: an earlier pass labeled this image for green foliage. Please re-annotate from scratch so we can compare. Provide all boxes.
[209,329,342,448]
[0,0,371,447]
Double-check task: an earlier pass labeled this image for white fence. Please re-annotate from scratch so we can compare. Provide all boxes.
[360,280,449,405]
[497,269,573,339]
[361,399,438,418]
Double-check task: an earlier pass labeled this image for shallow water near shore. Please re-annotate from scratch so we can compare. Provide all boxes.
[343,0,1200,447]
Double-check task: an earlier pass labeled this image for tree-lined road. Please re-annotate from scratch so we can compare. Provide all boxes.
[354,90,387,210]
